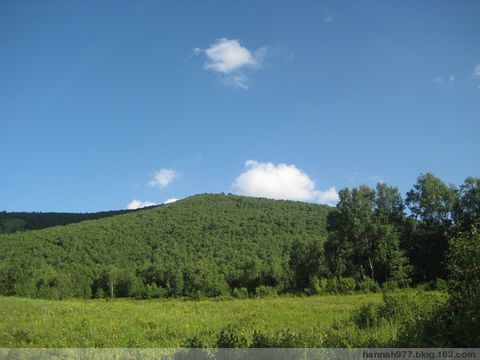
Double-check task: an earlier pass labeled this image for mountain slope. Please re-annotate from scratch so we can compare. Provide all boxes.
[0,194,331,299]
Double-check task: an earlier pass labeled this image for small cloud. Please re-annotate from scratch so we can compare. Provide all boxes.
[163,198,179,204]
[127,199,157,209]
[323,11,335,23]
[195,38,267,89]
[148,168,180,188]
[473,64,480,78]
[433,75,454,88]
[203,38,262,73]
[233,160,339,205]
[223,74,249,89]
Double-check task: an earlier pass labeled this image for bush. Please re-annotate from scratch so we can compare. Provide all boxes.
[381,280,399,291]
[216,325,250,348]
[145,283,167,299]
[431,278,449,292]
[377,290,446,323]
[254,285,277,298]
[251,329,305,348]
[326,278,339,294]
[232,287,249,299]
[337,277,356,294]
[352,303,380,329]
[309,276,328,295]
[356,278,380,293]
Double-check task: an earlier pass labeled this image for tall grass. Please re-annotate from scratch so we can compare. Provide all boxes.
[0,290,443,348]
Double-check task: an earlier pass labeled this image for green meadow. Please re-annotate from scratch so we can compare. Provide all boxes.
[0,293,389,348]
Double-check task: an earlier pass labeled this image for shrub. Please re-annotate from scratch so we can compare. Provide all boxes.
[251,329,304,348]
[431,278,449,292]
[337,277,356,294]
[232,287,249,299]
[352,303,380,329]
[309,276,328,295]
[356,278,380,293]
[251,330,275,348]
[326,278,338,294]
[216,325,250,348]
[377,290,446,324]
[145,283,167,299]
[381,280,399,291]
[254,285,277,298]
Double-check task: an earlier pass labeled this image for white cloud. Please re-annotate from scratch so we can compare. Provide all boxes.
[473,64,480,78]
[127,199,157,209]
[433,75,454,88]
[204,38,262,73]
[163,198,179,204]
[233,160,339,205]
[196,38,267,89]
[148,168,180,188]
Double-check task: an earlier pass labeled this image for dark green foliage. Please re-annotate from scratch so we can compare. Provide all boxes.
[216,325,251,348]
[231,287,249,299]
[254,285,278,298]
[0,209,137,234]
[454,177,480,231]
[352,303,380,329]
[325,184,411,284]
[337,277,356,294]
[399,227,480,346]
[0,194,331,299]
[405,173,458,281]
[356,278,380,293]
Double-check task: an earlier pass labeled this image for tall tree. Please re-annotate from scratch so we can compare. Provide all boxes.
[326,184,410,284]
[454,177,480,231]
[405,172,458,281]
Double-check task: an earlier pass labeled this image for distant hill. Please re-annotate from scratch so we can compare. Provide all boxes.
[0,194,332,299]
[0,209,139,234]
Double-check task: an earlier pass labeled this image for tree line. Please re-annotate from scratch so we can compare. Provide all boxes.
[0,173,478,300]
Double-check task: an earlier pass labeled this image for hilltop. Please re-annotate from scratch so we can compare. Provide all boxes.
[0,194,332,299]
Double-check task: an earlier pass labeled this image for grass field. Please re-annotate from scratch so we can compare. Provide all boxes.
[0,294,389,348]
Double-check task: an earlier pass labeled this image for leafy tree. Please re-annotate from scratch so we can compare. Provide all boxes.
[454,177,480,230]
[405,173,458,281]
[289,238,328,291]
[326,185,410,284]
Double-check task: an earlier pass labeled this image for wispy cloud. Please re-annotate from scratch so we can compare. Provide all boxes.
[233,160,339,205]
[148,168,180,188]
[433,75,454,88]
[473,64,480,78]
[195,38,267,89]
[127,199,157,209]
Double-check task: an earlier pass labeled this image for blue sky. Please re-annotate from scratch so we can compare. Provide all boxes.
[1,0,479,212]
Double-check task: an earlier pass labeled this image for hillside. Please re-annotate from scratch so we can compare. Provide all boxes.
[0,194,332,299]
[0,209,138,234]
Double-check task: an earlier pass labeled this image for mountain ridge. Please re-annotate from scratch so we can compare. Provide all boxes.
[0,193,332,299]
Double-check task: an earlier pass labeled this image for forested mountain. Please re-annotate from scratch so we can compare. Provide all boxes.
[0,174,478,301]
[0,194,332,299]
[0,209,138,234]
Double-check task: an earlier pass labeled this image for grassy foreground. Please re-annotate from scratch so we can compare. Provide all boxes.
[0,294,386,347]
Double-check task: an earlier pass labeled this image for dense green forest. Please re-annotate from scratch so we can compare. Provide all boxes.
[0,194,332,299]
[0,209,137,234]
[0,173,478,303]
